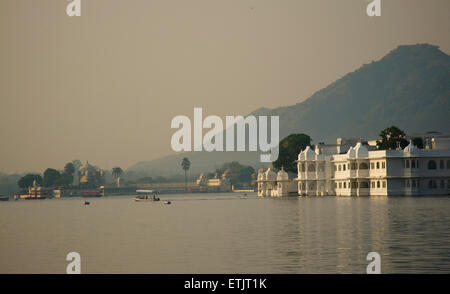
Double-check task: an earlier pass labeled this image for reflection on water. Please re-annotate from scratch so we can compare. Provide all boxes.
[0,194,449,273]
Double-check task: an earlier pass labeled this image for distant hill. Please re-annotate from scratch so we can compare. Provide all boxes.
[127,44,450,177]
[0,172,22,195]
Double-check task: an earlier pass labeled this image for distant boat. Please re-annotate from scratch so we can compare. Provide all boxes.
[24,196,46,200]
[134,195,160,202]
[164,200,171,205]
[84,201,90,205]
[19,191,48,200]
[82,190,102,198]
[134,190,160,202]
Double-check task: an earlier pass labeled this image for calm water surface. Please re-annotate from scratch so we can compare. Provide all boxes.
[0,193,449,273]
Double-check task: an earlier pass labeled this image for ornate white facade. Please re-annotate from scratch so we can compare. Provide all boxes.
[257,167,297,197]
[258,137,450,197]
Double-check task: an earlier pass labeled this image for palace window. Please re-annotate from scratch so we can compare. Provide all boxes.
[411,160,416,168]
[339,182,342,189]
[371,162,374,169]
[338,165,341,171]
[351,162,357,170]
[428,160,437,170]
[343,182,346,189]
[440,160,445,169]
[343,165,346,171]
[382,162,386,169]
[382,181,386,188]
[371,181,375,188]
[308,164,316,172]
[440,180,445,189]
[377,181,380,188]
[405,160,410,168]
[376,162,380,169]
[428,180,437,189]
[318,163,325,172]
[359,162,369,169]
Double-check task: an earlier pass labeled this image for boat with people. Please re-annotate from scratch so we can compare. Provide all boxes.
[134,190,160,202]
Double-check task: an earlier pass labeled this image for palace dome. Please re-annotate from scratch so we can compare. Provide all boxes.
[347,146,355,159]
[257,168,265,181]
[354,142,369,158]
[277,168,289,181]
[403,140,419,154]
[265,168,277,181]
[304,146,316,160]
[298,150,305,161]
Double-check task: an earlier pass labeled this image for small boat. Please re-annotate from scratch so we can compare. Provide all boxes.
[164,201,171,205]
[84,201,90,205]
[134,195,160,202]
[134,190,160,202]
[82,190,102,198]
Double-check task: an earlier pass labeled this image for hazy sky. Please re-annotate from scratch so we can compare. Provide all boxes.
[1,0,449,174]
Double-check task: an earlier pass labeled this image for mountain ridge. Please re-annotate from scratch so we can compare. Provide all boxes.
[127,43,450,177]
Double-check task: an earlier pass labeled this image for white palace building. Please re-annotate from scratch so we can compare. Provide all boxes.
[257,137,450,197]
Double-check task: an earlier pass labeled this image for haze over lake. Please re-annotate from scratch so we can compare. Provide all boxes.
[0,194,449,274]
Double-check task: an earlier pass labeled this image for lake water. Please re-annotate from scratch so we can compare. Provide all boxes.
[0,193,449,274]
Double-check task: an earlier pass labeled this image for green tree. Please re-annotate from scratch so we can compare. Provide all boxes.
[181,157,191,192]
[112,167,123,188]
[54,173,74,188]
[43,168,61,187]
[411,137,424,149]
[273,134,312,173]
[376,126,409,150]
[18,174,43,189]
[64,162,76,176]
[72,160,82,170]
[215,161,255,185]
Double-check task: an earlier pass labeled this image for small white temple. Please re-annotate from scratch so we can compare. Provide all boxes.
[257,167,297,197]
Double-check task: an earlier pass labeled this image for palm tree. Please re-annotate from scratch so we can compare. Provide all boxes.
[112,167,123,188]
[181,157,191,192]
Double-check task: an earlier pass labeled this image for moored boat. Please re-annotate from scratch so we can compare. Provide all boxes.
[24,196,46,200]
[82,190,102,198]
